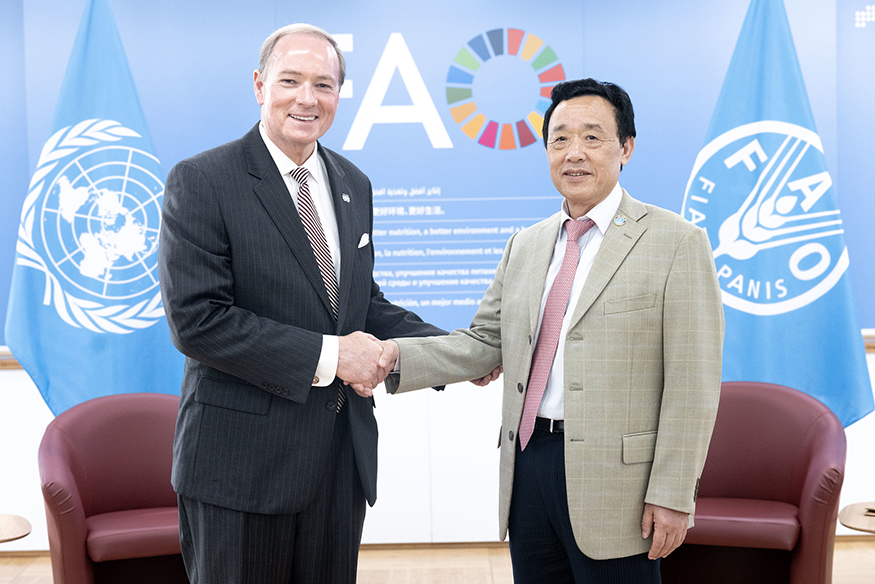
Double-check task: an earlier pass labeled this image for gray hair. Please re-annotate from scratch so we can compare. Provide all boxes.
[258,23,346,85]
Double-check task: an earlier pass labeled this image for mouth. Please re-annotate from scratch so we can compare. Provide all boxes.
[289,114,317,122]
[564,170,591,178]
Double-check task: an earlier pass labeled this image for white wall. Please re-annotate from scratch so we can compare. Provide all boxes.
[1,351,873,552]
[0,367,54,552]
[836,349,875,536]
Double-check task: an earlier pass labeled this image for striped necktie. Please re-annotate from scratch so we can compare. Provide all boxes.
[290,166,345,411]
[290,166,340,317]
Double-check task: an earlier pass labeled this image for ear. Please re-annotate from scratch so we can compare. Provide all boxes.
[621,135,635,165]
[253,70,265,106]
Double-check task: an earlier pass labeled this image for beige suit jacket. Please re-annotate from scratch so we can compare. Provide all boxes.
[386,190,724,560]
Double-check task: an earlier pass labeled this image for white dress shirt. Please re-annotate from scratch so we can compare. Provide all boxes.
[535,182,624,420]
[259,124,340,386]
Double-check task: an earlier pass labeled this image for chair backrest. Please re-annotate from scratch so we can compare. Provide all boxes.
[698,381,845,505]
[39,393,179,517]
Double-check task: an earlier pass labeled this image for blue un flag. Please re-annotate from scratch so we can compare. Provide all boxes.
[682,0,873,426]
[4,0,183,415]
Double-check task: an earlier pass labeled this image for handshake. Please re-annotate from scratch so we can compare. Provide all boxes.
[336,331,502,398]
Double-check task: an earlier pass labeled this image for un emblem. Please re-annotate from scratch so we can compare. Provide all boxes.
[683,121,847,316]
[17,119,165,333]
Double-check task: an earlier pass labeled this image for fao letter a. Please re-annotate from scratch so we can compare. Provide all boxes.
[788,171,832,212]
[343,33,453,150]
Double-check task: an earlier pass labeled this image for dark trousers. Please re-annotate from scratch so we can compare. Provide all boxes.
[177,407,366,584]
[508,425,661,584]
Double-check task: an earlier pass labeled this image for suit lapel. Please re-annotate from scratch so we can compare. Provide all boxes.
[243,126,335,317]
[526,213,565,335]
[568,191,648,329]
[320,147,356,331]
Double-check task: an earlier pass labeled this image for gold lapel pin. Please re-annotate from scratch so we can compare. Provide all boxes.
[613,214,627,226]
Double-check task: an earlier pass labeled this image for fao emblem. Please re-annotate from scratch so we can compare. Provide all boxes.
[16,119,165,333]
[683,121,847,316]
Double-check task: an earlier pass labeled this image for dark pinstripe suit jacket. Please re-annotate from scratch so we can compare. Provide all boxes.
[158,123,443,515]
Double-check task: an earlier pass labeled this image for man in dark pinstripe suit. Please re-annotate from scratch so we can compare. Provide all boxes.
[158,23,445,583]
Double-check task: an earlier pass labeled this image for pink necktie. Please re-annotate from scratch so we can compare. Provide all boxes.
[518,217,595,450]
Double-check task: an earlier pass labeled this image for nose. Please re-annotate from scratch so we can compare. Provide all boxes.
[296,83,317,106]
[565,137,587,161]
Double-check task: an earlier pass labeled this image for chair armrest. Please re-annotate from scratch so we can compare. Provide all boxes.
[39,430,94,584]
[791,410,846,584]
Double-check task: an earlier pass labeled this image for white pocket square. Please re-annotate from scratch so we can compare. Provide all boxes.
[358,233,370,248]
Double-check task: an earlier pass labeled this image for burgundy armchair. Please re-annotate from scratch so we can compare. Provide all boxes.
[661,381,847,584]
[38,393,188,584]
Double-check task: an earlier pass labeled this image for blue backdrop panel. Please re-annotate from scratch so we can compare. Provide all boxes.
[4,0,873,352]
[837,0,875,328]
[312,5,585,331]
[0,0,30,343]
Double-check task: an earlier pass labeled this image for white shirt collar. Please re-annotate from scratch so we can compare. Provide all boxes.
[258,122,325,185]
[560,181,623,235]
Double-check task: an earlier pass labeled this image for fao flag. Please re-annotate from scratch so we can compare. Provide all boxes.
[682,0,873,426]
[4,0,183,414]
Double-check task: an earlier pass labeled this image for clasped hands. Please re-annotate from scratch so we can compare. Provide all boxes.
[336,331,502,397]
[336,332,398,397]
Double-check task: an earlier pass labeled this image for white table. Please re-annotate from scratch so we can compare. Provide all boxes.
[0,514,31,544]
[838,502,875,535]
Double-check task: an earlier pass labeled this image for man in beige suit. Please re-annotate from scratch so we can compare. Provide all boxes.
[369,78,724,583]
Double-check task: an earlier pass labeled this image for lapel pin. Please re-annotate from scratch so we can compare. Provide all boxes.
[613,214,627,226]
[342,193,351,203]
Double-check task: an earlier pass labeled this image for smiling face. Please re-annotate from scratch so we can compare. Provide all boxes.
[254,33,340,164]
[546,95,635,219]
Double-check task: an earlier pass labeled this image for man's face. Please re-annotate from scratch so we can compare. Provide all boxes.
[546,95,635,219]
[254,33,340,164]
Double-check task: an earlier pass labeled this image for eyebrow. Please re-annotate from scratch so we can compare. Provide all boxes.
[550,122,605,133]
[275,69,336,82]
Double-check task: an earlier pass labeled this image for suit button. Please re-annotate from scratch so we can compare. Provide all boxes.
[261,382,268,389]
[282,388,290,396]
[508,430,515,441]
[517,383,524,393]
[313,376,320,385]
[325,401,335,411]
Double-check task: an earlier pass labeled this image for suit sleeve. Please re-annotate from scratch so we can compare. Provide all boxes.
[360,180,446,342]
[159,160,323,403]
[364,279,446,340]
[644,226,724,514]
[383,232,513,393]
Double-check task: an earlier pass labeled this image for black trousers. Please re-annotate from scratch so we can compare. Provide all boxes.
[508,425,661,584]
[177,407,366,584]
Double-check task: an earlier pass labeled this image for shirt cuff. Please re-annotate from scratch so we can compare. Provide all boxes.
[313,335,339,386]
